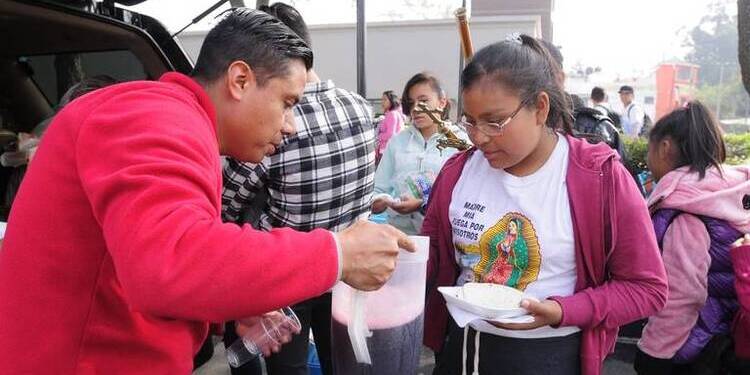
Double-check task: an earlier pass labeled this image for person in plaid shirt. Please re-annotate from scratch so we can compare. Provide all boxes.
[221,4,375,375]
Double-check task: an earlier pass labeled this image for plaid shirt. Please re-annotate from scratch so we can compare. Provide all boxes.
[222,80,375,232]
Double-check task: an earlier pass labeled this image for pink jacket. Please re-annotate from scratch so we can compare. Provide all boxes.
[421,135,668,375]
[639,165,750,359]
[376,109,403,156]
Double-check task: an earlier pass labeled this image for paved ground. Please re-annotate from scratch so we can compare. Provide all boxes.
[193,343,437,375]
[194,340,638,375]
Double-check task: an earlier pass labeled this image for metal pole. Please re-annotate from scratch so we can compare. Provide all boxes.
[456,54,464,122]
[356,0,367,98]
[716,64,725,119]
[456,0,467,122]
[172,0,231,38]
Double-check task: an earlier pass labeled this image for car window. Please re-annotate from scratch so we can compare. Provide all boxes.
[20,50,147,107]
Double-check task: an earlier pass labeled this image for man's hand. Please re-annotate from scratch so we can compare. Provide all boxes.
[489,299,563,331]
[389,195,423,215]
[336,220,415,291]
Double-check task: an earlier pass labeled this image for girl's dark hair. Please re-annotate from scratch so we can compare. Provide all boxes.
[460,34,573,134]
[401,72,450,120]
[382,90,400,111]
[649,100,726,178]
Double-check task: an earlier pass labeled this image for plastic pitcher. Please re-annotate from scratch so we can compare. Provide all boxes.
[331,236,429,375]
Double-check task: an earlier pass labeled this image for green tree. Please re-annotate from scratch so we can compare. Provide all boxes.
[693,71,750,122]
[685,0,739,86]
[739,0,750,95]
[684,1,750,122]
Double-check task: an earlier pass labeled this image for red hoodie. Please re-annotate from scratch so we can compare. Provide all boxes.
[421,135,669,375]
[0,73,340,374]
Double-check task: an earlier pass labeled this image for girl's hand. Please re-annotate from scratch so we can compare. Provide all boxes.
[733,234,750,248]
[371,197,390,214]
[389,195,423,215]
[489,299,563,330]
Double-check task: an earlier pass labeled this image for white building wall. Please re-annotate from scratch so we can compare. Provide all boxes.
[178,15,541,105]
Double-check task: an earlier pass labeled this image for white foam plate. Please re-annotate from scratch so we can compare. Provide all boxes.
[490,314,535,324]
[444,298,535,328]
[438,285,536,319]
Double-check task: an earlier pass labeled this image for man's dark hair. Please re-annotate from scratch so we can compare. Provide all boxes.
[191,8,313,85]
[590,86,605,102]
[259,3,312,48]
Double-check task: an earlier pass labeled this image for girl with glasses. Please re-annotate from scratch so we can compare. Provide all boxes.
[422,35,669,375]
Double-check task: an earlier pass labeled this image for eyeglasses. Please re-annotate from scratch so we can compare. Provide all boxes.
[458,98,529,136]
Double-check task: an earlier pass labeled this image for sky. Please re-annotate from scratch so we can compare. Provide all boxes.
[124,0,735,78]
[553,0,730,80]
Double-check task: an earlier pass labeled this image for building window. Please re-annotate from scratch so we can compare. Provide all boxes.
[676,66,692,82]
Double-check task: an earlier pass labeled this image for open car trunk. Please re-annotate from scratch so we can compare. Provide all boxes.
[0,0,193,219]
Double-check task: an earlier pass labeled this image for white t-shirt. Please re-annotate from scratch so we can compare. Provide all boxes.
[449,136,580,338]
[622,103,645,137]
[593,103,610,117]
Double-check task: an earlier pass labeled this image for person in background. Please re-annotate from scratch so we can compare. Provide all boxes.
[0,76,118,212]
[635,101,750,374]
[619,85,645,137]
[590,86,609,116]
[732,235,750,371]
[221,3,375,375]
[371,72,460,235]
[590,86,622,131]
[376,90,404,164]
[423,35,667,375]
[537,41,626,167]
[0,9,412,374]
[538,38,565,87]
[32,75,119,139]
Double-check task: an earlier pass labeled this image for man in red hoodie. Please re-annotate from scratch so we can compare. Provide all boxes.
[0,8,411,374]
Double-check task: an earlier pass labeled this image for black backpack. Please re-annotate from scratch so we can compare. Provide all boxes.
[594,104,622,130]
[639,113,654,137]
[572,107,647,194]
[573,107,625,157]
[627,104,653,137]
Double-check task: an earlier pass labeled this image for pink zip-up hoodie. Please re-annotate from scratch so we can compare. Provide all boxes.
[639,165,750,359]
[376,109,404,158]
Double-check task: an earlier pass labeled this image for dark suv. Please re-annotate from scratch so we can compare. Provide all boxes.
[0,0,194,219]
